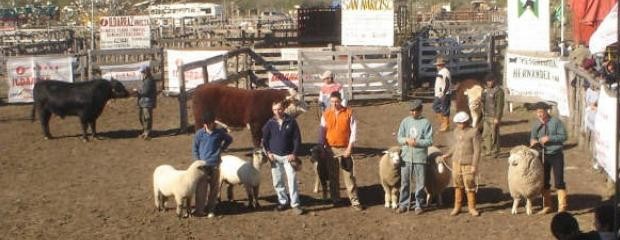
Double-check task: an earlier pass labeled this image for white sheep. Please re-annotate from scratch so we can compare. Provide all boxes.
[153,160,208,218]
[310,145,330,200]
[219,150,264,208]
[507,145,544,215]
[425,146,452,207]
[379,146,401,209]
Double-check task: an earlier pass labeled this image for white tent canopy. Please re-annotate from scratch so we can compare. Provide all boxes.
[589,3,618,54]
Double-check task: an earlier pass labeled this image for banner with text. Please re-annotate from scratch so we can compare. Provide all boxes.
[101,61,149,89]
[593,85,618,181]
[99,15,151,49]
[166,49,227,93]
[268,71,299,89]
[341,0,394,46]
[6,56,74,103]
[505,52,570,116]
[507,0,550,52]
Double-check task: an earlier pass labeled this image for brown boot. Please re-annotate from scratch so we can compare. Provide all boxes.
[466,191,480,216]
[557,189,568,212]
[450,188,463,216]
[538,189,553,214]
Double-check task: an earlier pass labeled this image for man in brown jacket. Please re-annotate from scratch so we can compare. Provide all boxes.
[440,111,481,216]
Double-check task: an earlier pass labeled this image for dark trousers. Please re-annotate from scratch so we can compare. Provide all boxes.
[432,95,451,116]
[139,107,153,132]
[543,152,566,190]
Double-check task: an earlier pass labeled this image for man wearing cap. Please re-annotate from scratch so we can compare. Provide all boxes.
[192,111,233,218]
[440,111,481,216]
[432,57,452,132]
[133,65,157,140]
[530,102,568,214]
[396,99,433,214]
[262,101,304,215]
[318,91,364,211]
[481,73,505,157]
[318,70,347,112]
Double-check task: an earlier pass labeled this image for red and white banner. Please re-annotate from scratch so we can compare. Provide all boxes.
[6,56,74,103]
[101,61,149,82]
[99,15,151,49]
[268,71,299,89]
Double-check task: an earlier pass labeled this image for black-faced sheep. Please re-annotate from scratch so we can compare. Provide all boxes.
[219,150,265,208]
[310,145,330,200]
[379,146,401,209]
[425,146,452,207]
[153,160,208,218]
[507,145,544,215]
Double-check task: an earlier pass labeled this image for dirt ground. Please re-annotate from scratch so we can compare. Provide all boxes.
[0,92,614,239]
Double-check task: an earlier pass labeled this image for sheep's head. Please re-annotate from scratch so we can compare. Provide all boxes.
[189,160,208,176]
[310,145,324,163]
[252,148,267,169]
[428,146,445,173]
[508,145,539,167]
[383,146,401,166]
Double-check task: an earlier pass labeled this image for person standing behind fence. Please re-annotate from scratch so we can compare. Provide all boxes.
[262,102,304,215]
[530,102,568,214]
[396,99,433,214]
[440,112,481,216]
[318,91,364,211]
[432,57,452,132]
[134,65,157,140]
[192,111,233,218]
[318,70,347,112]
[481,73,505,158]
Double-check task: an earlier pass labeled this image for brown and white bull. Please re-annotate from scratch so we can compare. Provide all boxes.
[192,84,308,147]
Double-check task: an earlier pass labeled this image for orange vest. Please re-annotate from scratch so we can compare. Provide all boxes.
[324,107,352,147]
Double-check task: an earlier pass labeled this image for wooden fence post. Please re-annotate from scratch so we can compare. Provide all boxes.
[178,66,188,134]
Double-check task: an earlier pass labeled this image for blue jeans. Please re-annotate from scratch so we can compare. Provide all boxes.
[399,162,426,209]
[270,154,300,208]
[432,95,451,116]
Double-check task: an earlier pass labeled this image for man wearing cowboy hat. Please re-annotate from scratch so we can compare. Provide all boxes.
[440,111,481,216]
[529,102,568,214]
[432,57,452,132]
[133,65,157,140]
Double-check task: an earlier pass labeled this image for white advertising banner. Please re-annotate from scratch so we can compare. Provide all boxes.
[166,49,227,93]
[505,52,570,116]
[507,0,550,52]
[6,56,74,103]
[280,48,299,61]
[593,85,618,181]
[99,15,151,49]
[101,61,149,82]
[341,0,394,46]
[268,71,299,89]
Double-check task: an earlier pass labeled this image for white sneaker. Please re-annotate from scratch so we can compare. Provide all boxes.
[593,162,600,170]
[207,213,215,218]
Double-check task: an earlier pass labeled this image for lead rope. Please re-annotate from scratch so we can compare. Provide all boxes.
[439,157,480,193]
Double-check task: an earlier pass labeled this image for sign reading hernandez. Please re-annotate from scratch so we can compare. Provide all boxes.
[99,15,151,50]
[6,56,74,103]
[505,52,570,116]
[341,0,394,46]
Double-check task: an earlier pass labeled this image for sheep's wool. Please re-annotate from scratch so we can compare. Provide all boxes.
[507,145,544,199]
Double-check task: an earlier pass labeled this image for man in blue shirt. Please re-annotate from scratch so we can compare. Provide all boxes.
[262,102,304,215]
[192,111,233,218]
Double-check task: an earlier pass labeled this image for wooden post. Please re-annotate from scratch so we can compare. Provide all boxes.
[178,65,188,134]
[397,49,405,100]
[87,50,92,79]
[347,49,353,101]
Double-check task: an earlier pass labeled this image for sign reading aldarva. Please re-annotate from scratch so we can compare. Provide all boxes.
[99,15,151,50]
[341,0,394,46]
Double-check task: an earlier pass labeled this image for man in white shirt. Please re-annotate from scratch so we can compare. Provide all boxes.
[432,57,452,132]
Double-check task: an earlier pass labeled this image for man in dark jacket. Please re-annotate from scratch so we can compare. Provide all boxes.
[481,73,505,158]
[262,101,304,215]
[134,65,157,140]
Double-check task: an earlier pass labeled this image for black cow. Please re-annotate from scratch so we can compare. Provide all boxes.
[30,79,129,141]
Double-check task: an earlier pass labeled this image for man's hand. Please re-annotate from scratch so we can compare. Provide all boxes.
[530,139,539,147]
[471,166,477,174]
[493,118,500,125]
[343,148,352,158]
[406,138,416,147]
[286,154,296,162]
[540,136,550,145]
[268,153,275,162]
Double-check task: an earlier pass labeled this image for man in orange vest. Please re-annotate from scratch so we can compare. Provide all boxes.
[318,91,364,211]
